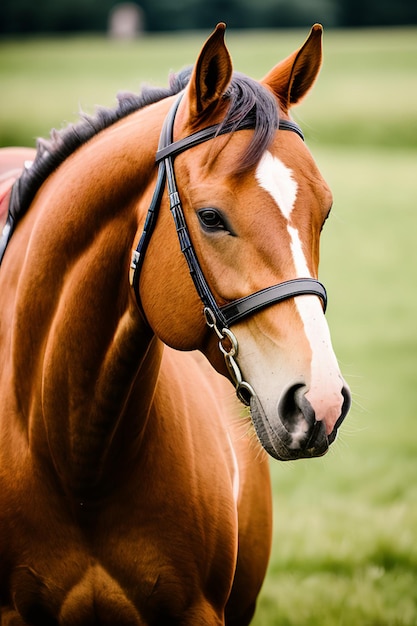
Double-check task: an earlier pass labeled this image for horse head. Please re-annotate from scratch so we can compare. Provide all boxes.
[135,23,351,461]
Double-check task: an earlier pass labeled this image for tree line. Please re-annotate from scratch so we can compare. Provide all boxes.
[1,0,416,35]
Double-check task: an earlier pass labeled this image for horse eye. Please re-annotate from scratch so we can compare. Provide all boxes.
[197,208,226,230]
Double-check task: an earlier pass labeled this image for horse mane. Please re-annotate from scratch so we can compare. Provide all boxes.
[10,67,278,228]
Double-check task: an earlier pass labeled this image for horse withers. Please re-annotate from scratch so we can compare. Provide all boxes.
[0,24,350,625]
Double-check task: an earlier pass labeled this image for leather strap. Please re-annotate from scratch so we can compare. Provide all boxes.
[156,118,304,163]
[0,181,19,265]
[220,279,327,326]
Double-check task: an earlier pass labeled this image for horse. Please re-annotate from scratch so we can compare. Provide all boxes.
[0,23,351,625]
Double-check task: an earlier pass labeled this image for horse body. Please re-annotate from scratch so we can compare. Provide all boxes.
[0,89,271,625]
[0,101,271,624]
[0,24,350,624]
[1,345,269,624]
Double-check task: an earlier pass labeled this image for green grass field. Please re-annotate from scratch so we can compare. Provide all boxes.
[1,26,417,625]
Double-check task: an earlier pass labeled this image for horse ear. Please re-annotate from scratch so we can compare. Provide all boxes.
[262,24,323,110]
[187,22,233,123]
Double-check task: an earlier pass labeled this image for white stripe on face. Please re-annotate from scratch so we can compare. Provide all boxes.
[254,151,344,430]
[255,151,298,219]
[257,151,318,277]
[256,151,307,276]
[288,225,309,276]
[287,223,343,425]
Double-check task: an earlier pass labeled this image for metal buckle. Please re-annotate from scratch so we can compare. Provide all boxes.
[204,307,255,406]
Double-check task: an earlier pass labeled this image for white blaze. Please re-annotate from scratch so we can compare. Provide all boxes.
[255,151,297,219]
[253,151,344,431]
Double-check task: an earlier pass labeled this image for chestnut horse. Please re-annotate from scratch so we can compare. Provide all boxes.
[0,24,350,625]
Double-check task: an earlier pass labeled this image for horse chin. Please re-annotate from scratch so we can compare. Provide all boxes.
[249,395,330,461]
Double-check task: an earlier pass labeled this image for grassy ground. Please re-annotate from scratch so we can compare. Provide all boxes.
[254,145,417,625]
[1,27,416,625]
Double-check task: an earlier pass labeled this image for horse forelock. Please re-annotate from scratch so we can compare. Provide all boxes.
[219,72,279,173]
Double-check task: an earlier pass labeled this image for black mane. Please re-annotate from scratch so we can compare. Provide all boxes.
[3,68,278,262]
[11,69,190,222]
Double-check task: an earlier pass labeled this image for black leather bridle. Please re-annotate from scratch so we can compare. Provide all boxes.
[129,93,327,403]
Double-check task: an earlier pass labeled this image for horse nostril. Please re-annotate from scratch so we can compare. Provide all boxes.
[278,383,328,454]
[279,383,303,430]
[278,382,350,454]
[278,383,314,433]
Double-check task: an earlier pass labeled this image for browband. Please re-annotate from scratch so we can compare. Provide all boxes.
[156,118,304,163]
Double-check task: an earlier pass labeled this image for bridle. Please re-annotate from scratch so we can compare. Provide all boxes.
[129,93,327,405]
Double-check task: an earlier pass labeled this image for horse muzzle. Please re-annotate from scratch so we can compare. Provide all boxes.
[249,382,351,461]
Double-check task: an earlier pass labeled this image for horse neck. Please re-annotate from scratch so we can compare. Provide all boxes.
[8,103,168,496]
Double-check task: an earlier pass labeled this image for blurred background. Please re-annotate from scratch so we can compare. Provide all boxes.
[0,0,417,34]
[1,1,416,625]
[0,0,417,33]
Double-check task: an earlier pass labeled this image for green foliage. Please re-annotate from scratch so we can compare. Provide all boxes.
[1,28,417,624]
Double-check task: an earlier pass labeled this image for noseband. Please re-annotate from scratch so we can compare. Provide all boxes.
[130,94,327,404]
